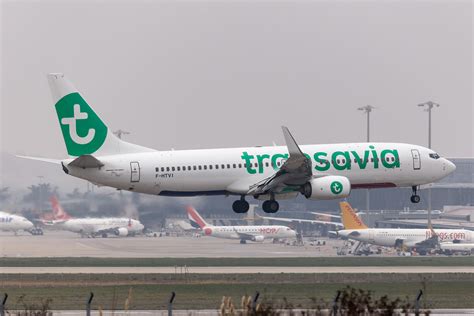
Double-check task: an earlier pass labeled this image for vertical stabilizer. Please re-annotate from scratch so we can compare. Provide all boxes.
[339,202,368,230]
[186,206,211,229]
[48,73,154,157]
[50,196,72,220]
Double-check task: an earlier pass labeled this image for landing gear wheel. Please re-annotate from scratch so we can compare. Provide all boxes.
[262,200,279,213]
[232,199,250,213]
[410,186,421,204]
[410,195,421,203]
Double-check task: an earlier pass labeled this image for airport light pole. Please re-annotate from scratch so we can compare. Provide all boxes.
[417,101,440,227]
[358,105,375,213]
[113,129,130,140]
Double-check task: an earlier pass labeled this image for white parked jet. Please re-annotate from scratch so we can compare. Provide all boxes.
[20,74,456,213]
[0,211,34,234]
[187,206,296,243]
[44,197,144,238]
[337,202,473,250]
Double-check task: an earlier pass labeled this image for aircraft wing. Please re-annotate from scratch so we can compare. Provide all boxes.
[246,126,313,196]
[258,214,343,228]
[232,228,261,241]
[310,212,341,219]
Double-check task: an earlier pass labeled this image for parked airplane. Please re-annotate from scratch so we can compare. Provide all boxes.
[258,211,343,228]
[336,202,473,251]
[43,197,144,238]
[439,242,474,255]
[186,206,296,243]
[0,211,36,235]
[19,74,456,213]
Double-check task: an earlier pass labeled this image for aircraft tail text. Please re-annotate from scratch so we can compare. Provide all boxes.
[339,201,368,230]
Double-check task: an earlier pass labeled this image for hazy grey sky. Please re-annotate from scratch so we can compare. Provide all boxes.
[1,0,473,190]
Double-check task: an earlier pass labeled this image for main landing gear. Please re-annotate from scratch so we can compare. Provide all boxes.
[262,198,279,213]
[232,196,250,213]
[410,186,421,203]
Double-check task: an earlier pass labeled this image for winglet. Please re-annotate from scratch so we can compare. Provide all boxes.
[339,202,368,230]
[281,126,304,156]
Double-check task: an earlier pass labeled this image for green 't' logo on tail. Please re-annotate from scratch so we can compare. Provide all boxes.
[55,92,107,156]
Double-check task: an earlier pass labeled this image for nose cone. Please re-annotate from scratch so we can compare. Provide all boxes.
[444,159,456,176]
[25,221,34,230]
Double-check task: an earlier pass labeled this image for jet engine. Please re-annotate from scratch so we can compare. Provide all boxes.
[114,227,129,237]
[252,235,265,242]
[302,176,351,200]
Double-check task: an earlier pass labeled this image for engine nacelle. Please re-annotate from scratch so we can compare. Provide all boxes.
[302,176,351,200]
[252,235,265,242]
[114,227,129,237]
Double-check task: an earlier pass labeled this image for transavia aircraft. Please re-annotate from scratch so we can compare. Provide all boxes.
[42,197,144,238]
[186,206,296,243]
[0,211,35,234]
[336,202,473,250]
[20,74,456,214]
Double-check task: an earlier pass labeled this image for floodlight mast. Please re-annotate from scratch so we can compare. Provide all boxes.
[417,101,440,228]
[357,105,376,213]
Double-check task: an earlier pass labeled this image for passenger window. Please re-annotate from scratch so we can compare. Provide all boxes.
[177,167,180,171]
[216,165,219,169]
[227,164,230,168]
[155,167,159,172]
[209,165,213,170]
[233,164,236,168]
[161,167,165,172]
[172,167,175,171]
[265,162,269,167]
[204,165,207,170]
[254,163,258,168]
[166,167,170,172]
[198,166,202,170]
[222,164,225,169]
[238,164,242,168]
[188,166,192,171]
[193,166,197,171]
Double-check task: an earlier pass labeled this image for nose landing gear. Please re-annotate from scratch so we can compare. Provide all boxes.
[410,186,421,203]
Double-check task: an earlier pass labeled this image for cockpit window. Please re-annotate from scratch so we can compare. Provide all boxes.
[429,153,440,159]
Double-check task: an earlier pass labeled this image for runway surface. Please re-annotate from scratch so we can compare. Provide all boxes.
[1,266,472,274]
[0,231,344,258]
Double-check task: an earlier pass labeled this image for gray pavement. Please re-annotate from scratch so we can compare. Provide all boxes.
[1,266,473,274]
[0,231,343,258]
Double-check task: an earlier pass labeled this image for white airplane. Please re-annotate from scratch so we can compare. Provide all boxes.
[0,211,35,234]
[20,73,456,214]
[43,197,144,238]
[439,243,474,255]
[336,202,473,250]
[258,211,343,228]
[186,206,296,243]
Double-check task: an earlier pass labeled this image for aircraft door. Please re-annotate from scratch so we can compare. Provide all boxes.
[130,162,140,183]
[368,231,375,243]
[411,149,421,170]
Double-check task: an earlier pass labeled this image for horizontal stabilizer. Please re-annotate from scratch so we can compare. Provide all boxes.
[16,155,61,165]
[68,155,104,168]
